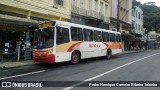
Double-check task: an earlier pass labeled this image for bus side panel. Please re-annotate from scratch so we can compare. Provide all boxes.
[80,42,108,59]
[103,42,122,55]
[55,52,72,63]
[55,41,81,62]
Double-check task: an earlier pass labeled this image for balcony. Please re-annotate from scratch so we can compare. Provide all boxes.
[71,5,110,23]
[99,12,104,20]
[71,5,87,16]
[104,17,110,23]
[131,29,143,36]
[71,5,79,14]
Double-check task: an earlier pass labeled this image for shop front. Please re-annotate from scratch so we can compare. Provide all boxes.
[121,32,134,51]
[0,19,37,62]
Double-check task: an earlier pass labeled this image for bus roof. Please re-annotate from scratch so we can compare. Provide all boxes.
[40,20,121,34]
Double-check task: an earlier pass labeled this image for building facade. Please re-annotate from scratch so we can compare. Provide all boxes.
[148,31,160,49]
[70,0,110,29]
[110,0,132,51]
[0,0,71,61]
[131,6,144,38]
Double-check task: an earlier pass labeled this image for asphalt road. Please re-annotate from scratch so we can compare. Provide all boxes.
[0,50,160,90]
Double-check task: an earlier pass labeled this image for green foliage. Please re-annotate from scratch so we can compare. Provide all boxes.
[133,0,160,31]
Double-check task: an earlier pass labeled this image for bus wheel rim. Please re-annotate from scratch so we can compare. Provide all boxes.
[107,54,111,58]
[73,55,79,62]
[107,52,111,58]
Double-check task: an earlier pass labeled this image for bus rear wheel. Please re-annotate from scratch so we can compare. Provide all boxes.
[71,52,80,65]
[106,50,112,59]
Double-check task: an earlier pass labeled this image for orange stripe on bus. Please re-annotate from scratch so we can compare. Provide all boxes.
[67,42,82,52]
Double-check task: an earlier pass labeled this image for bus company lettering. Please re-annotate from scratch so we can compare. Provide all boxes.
[89,44,100,48]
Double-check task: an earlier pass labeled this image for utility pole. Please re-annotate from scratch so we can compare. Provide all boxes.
[117,0,120,32]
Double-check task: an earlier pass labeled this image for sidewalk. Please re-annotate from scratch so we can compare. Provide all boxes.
[0,50,144,69]
[0,60,33,69]
[122,50,140,54]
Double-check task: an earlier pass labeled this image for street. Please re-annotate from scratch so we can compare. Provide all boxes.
[0,50,160,90]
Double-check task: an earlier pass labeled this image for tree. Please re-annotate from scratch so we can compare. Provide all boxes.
[133,0,160,31]
[144,2,156,6]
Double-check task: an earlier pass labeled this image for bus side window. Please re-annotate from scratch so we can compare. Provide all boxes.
[115,34,121,42]
[83,29,93,41]
[71,27,83,41]
[107,33,110,42]
[94,30,102,42]
[110,33,116,42]
[118,34,122,42]
[57,27,69,44]
[102,32,109,42]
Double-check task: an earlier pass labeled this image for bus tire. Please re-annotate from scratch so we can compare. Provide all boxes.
[71,52,80,65]
[106,50,112,59]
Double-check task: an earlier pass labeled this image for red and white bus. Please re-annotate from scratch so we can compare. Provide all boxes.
[32,21,122,64]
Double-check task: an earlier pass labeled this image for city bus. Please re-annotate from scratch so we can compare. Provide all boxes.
[32,21,122,64]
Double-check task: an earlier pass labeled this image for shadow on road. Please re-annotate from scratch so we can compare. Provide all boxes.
[33,55,120,69]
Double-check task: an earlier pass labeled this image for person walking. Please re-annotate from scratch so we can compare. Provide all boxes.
[136,42,140,52]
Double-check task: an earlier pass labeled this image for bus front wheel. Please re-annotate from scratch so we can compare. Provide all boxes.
[106,50,112,59]
[71,52,80,65]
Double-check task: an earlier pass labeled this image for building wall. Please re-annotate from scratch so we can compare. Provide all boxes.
[72,0,110,19]
[132,6,143,35]
[111,0,132,24]
[110,0,132,32]
[71,0,110,29]
[149,31,160,40]
[0,0,71,23]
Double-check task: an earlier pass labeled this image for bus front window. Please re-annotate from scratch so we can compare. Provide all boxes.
[34,28,54,49]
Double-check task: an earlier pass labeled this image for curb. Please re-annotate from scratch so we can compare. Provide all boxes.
[121,50,145,54]
[0,61,34,70]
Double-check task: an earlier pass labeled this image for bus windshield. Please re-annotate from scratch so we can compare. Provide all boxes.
[34,27,54,49]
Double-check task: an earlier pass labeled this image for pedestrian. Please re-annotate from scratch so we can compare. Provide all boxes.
[14,41,22,59]
[136,43,140,52]
[128,42,131,51]
[132,42,135,50]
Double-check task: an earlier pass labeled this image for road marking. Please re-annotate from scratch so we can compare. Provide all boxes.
[0,70,46,80]
[63,53,159,90]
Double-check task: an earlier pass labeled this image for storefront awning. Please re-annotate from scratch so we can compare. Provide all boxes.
[0,15,38,31]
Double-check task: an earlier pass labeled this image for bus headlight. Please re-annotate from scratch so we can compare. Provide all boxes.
[48,49,53,55]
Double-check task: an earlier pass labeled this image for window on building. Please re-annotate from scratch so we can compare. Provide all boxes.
[122,25,128,30]
[57,27,70,44]
[88,0,92,10]
[72,0,76,6]
[138,24,140,31]
[138,12,141,19]
[71,27,83,41]
[55,0,65,6]
[83,29,93,41]
[100,2,103,14]
[110,33,116,42]
[136,10,137,18]
[132,20,135,30]
[102,32,110,42]
[105,5,108,17]
[94,0,98,11]
[80,0,84,8]
[132,9,135,17]
[94,30,102,42]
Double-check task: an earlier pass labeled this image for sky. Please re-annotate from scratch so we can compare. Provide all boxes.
[136,0,160,7]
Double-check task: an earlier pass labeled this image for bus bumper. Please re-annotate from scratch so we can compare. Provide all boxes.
[33,54,55,63]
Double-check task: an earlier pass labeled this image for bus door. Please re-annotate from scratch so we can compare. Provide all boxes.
[55,25,71,62]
